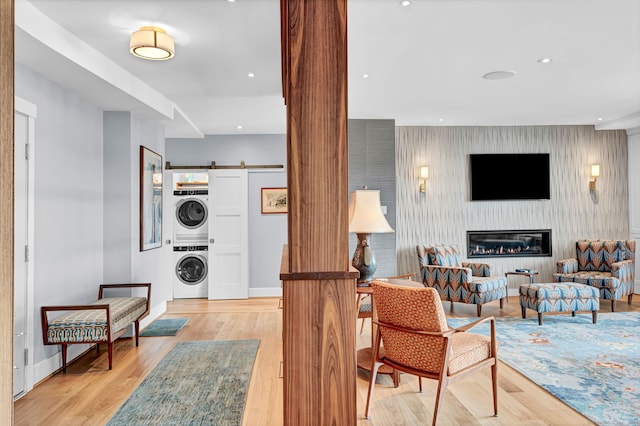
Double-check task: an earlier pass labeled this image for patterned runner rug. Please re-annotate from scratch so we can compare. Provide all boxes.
[448,312,640,426]
[107,339,260,425]
[140,318,189,336]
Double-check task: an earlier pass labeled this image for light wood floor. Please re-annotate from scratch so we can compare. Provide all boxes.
[14,294,639,425]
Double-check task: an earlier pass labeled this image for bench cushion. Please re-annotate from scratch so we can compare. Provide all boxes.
[46,297,148,343]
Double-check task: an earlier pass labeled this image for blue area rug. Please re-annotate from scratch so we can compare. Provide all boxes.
[107,340,260,425]
[447,313,640,426]
[140,318,188,336]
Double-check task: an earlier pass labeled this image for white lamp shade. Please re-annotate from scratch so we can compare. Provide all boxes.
[130,26,175,60]
[591,164,600,178]
[420,166,429,179]
[348,189,394,234]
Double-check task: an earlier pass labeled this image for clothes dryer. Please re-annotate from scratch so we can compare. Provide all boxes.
[173,245,208,299]
[174,189,208,244]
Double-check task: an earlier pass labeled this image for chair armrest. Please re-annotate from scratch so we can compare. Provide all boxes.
[611,259,635,281]
[449,316,497,356]
[462,262,492,277]
[556,258,578,274]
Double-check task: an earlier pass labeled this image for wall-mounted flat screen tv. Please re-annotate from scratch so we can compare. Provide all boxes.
[470,153,550,201]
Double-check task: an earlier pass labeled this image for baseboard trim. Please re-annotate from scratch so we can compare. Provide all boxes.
[249,287,282,298]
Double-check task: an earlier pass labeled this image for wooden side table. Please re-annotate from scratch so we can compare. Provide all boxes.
[505,270,538,302]
[505,270,538,284]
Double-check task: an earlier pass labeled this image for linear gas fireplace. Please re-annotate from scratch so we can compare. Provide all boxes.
[467,229,552,258]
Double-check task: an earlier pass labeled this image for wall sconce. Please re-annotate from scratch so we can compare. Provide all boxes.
[419,166,429,193]
[589,164,600,191]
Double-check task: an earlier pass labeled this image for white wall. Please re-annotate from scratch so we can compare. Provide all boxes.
[396,125,630,283]
[15,64,105,364]
[627,127,640,293]
[166,135,287,296]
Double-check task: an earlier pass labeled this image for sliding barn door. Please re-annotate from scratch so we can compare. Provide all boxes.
[208,169,248,299]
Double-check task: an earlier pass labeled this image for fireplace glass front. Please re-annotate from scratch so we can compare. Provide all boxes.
[467,229,552,258]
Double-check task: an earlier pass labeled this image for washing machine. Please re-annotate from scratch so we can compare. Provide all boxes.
[174,189,208,244]
[173,245,209,299]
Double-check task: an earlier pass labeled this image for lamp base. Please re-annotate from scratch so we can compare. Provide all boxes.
[352,233,377,285]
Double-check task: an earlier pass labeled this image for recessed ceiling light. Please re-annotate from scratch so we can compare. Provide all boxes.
[248,72,255,78]
[236,125,243,130]
[361,74,369,79]
[597,117,604,121]
[537,57,553,64]
[482,70,517,80]
[439,118,444,122]
[400,0,412,6]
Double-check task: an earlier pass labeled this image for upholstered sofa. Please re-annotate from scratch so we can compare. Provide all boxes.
[416,244,507,316]
[553,239,635,311]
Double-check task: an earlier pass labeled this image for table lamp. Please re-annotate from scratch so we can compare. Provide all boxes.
[348,188,394,285]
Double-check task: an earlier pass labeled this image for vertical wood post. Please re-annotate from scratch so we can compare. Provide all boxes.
[0,0,14,422]
[280,0,358,424]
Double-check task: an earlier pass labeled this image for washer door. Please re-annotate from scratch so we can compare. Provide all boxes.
[176,198,208,229]
[176,254,208,285]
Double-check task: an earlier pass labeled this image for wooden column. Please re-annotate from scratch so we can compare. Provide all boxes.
[0,0,14,422]
[280,0,358,425]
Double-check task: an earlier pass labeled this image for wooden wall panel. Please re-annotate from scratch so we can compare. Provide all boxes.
[0,0,14,421]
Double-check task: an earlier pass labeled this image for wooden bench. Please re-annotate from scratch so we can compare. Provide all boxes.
[41,283,151,372]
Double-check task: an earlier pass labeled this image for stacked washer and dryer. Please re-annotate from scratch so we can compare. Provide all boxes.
[173,186,209,299]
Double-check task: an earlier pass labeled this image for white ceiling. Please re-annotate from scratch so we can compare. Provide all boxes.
[15,0,640,138]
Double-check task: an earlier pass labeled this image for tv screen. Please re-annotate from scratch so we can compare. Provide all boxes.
[470,153,550,201]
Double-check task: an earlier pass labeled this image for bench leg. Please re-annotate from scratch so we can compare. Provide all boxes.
[571,311,576,317]
[592,310,598,324]
[61,344,68,373]
[108,341,113,370]
[629,294,634,305]
[537,313,543,326]
[135,320,140,347]
[521,305,526,319]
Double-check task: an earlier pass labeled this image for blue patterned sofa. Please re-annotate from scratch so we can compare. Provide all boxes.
[416,244,507,316]
[553,240,635,312]
[41,283,151,372]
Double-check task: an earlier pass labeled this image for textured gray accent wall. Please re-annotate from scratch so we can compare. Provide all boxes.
[396,125,629,285]
[348,119,397,278]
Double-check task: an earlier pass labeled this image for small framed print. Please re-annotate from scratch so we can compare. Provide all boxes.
[261,187,288,214]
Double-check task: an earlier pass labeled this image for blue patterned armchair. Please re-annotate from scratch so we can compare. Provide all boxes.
[553,239,635,311]
[416,244,507,316]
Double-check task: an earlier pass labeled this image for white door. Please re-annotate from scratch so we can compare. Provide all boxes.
[14,97,36,399]
[208,169,248,299]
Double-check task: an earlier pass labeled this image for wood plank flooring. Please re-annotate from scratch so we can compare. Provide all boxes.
[14,295,639,425]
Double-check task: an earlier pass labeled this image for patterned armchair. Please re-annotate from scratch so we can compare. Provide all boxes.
[553,239,635,311]
[416,244,507,316]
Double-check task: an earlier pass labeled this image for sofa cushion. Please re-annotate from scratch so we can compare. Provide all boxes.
[46,297,148,344]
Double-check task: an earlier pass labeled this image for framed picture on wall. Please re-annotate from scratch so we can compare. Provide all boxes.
[140,146,163,251]
[261,187,288,214]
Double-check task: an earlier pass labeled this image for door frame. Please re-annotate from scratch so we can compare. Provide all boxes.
[13,96,36,399]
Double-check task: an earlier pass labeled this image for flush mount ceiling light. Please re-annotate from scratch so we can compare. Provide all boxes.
[130,26,175,60]
[482,70,517,80]
[537,57,553,64]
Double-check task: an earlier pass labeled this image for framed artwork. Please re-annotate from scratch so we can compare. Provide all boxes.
[261,187,288,214]
[140,146,163,251]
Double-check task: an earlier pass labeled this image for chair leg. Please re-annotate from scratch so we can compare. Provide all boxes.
[359,318,365,335]
[629,293,634,305]
[476,304,482,317]
[611,299,616,312]
[592,310,597,324]
[418,376,423,393]
[521,305,526,319]
[432,377,448,426]
[491,361,499,416]
[364,361,382,419]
